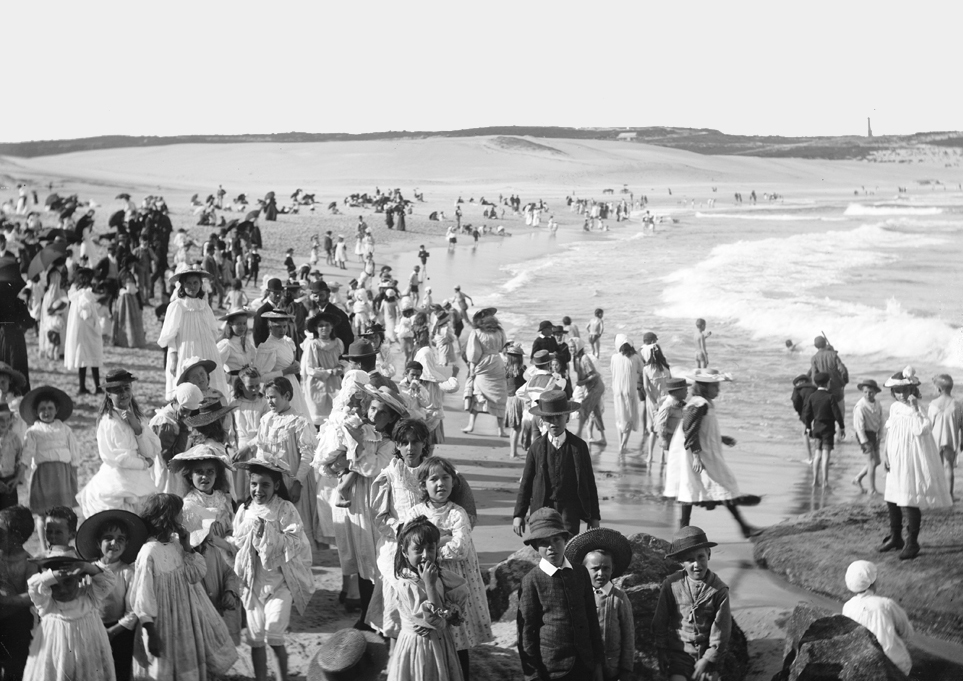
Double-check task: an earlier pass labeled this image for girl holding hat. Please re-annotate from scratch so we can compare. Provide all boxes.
[64,267,104,395]
[878,367,953,560]
[216,307,257,380]
[20,386,80,550]
[610,334,643,453]
[157,265,230,401]
[77,370,160,518]
[664,369,759,539]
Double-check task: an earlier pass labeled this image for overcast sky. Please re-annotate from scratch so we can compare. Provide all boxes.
[7,0,961,142]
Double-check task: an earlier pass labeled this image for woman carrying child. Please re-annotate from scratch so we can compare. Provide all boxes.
[406,457,491,680]
[878,367,953,559]
[77,370,160,518]
[20,386,80,550]
[385,516,470,681]
[232,455,315,681]
[22,545,117,681]
[129,494,238,680]
[76,509,148,681]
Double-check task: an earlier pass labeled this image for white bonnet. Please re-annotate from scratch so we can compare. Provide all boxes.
[173,383,203,410]
[845,559,878,593]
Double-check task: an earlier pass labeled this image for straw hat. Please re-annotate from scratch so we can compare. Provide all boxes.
[665,526,717,559]
[565,528,633,578]
[685,368,733,384]
[523,508,571,547]
[262,310,293,321]
[104,369,137,390]
[177,357,217,385]
[29,546,83,571]
[362,384,410,417]
[170,443,235,474]
[528,389,580,417]
[531,349,554,367]
[19,386,73,425]
[307,629,389,681]
[0,362,26,391]
[505,343,525,356]
[76,510,148,564]
[884,366,920,388]
[235,453,291,474]
[168,263,212,286]
[343,339,377,359]
[218,307,254,323]
[182,397,237,428]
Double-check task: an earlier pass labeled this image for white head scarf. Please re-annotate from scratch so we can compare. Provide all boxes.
[845,560,878,593]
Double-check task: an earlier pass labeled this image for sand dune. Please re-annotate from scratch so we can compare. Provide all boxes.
[5,136,959,200]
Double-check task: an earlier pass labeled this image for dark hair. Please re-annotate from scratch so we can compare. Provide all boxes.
[405,361,423,373]
[140,494,186,542]
[691,381,720,399]
[232,278,242,290]
[243,464,291,508]
[264,377,293,400]
[391,418,432,452]
[813,373,831,388]
[891,385,921,400]
[506,354,525,378]
[181,458,231,494]
[192,419,227,444]
[562,316,572,325]
[45,506,78,534]
[99,389,144,421]
[97,520,129,543]
[394,516,441,578]
[0,505,35,545]
[619,342,637,357]
[417,456,461,503]
[595,308,604,316]
[73,270,93,289]
[644,344,670,371]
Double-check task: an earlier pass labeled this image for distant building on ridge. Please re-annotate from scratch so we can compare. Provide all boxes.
[867,117,873,138]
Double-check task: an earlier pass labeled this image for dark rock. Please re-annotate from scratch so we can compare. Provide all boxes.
[484,532,750,680]
[772,605,908,681]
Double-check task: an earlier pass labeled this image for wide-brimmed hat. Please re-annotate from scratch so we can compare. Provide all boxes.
[529,389,581,417]
[362,384,410,417]
[307,311,342,334]
[168,263,212,286]
[170,442,235,473]
[182,397,237,428]
[532,349,554,367]
[523,507,571,547]
[343,339,377,359]
[264,277,284,293]
[262,310,293,322]
[665,525,717,559]
[855,378,880,393]
[0,362,26,391]
[884,366,920,388]
[19,386,73,425]
[505,343,524,356]
[235,453,291,474]
[565,527,633,578]
[218,307,253,323]
[307,629,389,681]
[685,368,732,384]
[792,374,813,386]
[665,377,688,391]
[29,545,83,570]
[104,369,137,390]
[177,357,218,385]
[360,323,385,337]
[538,320,554,333]
[76,509,148,564]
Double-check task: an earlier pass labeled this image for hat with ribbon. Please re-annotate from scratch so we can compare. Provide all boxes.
[343,339,378,359]
[532,349,554,367]
[182,397,237,428]
[528,389,581,417]
[104,369,137,390]
[884,366,920,388]
[685,368,733,384]
[168,263,212,286]
[0,361,26,391]
[362,384,410,417]
[218,307,254,323]
[665,526,717,559]
[235,453,291,474]
[177,357,218,385]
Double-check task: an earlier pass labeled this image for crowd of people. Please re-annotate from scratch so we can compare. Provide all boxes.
[0,186,955,681]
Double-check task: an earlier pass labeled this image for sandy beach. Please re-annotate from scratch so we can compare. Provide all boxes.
[3,135,963,679]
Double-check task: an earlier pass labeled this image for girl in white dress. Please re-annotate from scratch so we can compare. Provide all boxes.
[23,547,117,681]
[609,334,643,453]
[77,370,160,518]
[39,267,68,360]
[231,367,268,498]
[254,311,308,418]
[301,312,344,425]
[64,267,104,394]
[216,308,257,389]
[878,367,953,560]
[157,265,229,401]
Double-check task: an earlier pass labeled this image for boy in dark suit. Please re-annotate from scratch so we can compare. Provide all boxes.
[802,371,846,488]
[513,390,601,537]
[517,508,604,681]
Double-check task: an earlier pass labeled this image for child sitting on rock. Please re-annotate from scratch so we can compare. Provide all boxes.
[653,526,731,681]
[842,560,913,675]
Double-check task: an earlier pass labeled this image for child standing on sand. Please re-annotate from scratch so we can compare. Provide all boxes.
[853,379,884,495]
[695,319,711,369]
[586,308,604,358]
[802,372,845,488]
[928,373,961,499]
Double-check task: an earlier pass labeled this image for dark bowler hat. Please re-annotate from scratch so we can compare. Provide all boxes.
[665,526,717,559]
[529,389,580,417]
[343,339,377,359]
[857,378,881,393]
[307,280,330,293]
[538,320,554,333]
[523,507,571,547]
[265,278,284,292]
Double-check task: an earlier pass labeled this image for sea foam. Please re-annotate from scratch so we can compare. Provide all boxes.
[843,204,943,216]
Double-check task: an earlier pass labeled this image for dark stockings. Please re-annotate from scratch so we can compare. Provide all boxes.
[457,649,470,680]
[679,502,755,538]
[78,367,101,393]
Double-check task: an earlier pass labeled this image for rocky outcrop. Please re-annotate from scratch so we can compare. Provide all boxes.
[483,532,749,680]
[771,604,908,681]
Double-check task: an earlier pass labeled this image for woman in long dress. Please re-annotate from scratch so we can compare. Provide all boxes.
[157,265,229,401]
[253,311,308,418]
[878,366,953,560]
[411,316,459,444]
[664,368,758,538]
[64,267,104,394]
[569,337,605,444]
[640,332,671,461]
[39,266,69,360]
[301,311,344,425]
[111,271,146,348]
[461,311,507,436]
[609,333,643,453]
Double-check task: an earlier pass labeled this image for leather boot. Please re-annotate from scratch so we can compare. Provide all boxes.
[878,503,904,552]
[900,507,921,560]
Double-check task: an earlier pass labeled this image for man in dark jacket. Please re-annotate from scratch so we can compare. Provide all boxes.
[513,390,601,537]
[253,278,285,346]
[810,335,849,416]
